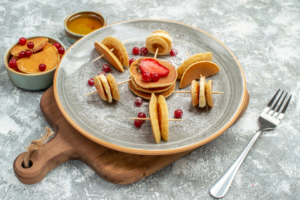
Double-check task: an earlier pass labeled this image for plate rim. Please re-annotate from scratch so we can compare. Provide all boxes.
[54,19,247,155]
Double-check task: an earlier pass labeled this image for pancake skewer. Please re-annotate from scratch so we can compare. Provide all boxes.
[91,39,131,63]
[128,118,185,121]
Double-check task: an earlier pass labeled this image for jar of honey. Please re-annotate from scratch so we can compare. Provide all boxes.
[64,11,107,44]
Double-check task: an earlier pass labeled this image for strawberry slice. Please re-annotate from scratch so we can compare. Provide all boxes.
[138,58,169,77]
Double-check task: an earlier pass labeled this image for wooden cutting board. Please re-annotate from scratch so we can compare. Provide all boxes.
[13,87,249,185]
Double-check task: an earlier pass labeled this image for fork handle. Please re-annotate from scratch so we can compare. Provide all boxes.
[210,130,263,198]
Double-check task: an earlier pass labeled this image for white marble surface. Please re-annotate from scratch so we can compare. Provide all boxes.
[1,0,300,199]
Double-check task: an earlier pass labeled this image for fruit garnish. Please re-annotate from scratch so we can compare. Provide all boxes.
[53,43,61,49]
[139,58,169,78]
[58,47,65,54]
[97,71,106,76]
[19,37,26,46]
[88,78,94,86]
[27,42,34,49]
[134,119,143,128]
[129,58,136,66]
[142,72,151,82]
[9,58,17,68]
[132,47,139,55]
[102,64,110,72]
[134,97,143,106]
[174,109,183,118]
[39,64,46,71]
[170,48,177,57]
[138,112,146,123]
[25,50,32,58]
[151,73,160,82]
[140,47,148,56]
[19,51,25,58]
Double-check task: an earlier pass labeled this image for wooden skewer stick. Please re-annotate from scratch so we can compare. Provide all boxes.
[117,79,131,85]
[84,79,131,96]
[172,91,224,94]
[91,39,131,63]
[186,51,191,57]
[128,118,185,121]
[154,48,159,59]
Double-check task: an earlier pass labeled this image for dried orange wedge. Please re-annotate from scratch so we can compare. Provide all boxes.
[11,37,48,56]
[179,61,219,88]
[16,46,59,74]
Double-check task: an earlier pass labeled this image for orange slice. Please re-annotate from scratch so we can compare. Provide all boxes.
[179,61,220,88]
[16,46,59,74]
[130,58,177,88]
[94,42,124,72]
[11,37,48,56]
[149,93,161,144]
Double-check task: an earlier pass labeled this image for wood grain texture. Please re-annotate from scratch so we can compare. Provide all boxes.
[13,87,249,185]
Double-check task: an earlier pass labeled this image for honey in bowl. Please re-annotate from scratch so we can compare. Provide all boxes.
[66,13,103,35]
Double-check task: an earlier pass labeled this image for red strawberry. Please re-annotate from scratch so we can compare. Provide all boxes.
[138,58,169,77]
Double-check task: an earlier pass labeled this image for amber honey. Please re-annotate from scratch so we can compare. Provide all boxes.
[67,13,103,35]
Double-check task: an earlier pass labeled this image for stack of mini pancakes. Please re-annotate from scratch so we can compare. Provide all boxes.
[128,57,177,100]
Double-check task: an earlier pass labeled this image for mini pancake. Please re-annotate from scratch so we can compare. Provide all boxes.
[16,46,59,74]
[191,80,199,106]
[179,61,219,88]
[199,75,206,108]
[157,95,169,141]
[146,36,170,55]
[128,80,176,100]
[150,30,172,52]
[94,75,107,101]
[205,80,213,107]
[177,52,213,79]
[130,76,173,93]
[149,93,161,144]
[107,73,120,101]
[99,74,113,103]
[94,42,124,72]
[130,57,177,88]
[11,37,48,56]
[102,37,129,67]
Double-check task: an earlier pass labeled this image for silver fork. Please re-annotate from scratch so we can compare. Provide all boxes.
[210,89,292,198]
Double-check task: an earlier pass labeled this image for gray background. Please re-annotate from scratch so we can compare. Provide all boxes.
[1,0,299,199]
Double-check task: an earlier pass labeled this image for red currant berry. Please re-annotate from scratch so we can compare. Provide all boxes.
[170,48,177,57]
[39,64,46,71]
[88,78,94,86]
[138,112,146,123]
[8,58,17,68]
[132,47,139,55]
[58,47,65,54]
[27,42,34,49]
[19,37,27,46]
[129,58,136,66]
[97,71,106,76]
[102,64,110,72]
[53,43,61,49]
[174,109,183,118]
[140,47,148,56]
[25,50,32,58]
[142,72,151,82]
[134,119,143,128]
[134,97,143,107]
[19,51,25,58]
[151,73,160,82]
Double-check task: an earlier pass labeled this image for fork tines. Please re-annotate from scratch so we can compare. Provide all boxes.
[267,89,292,117]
